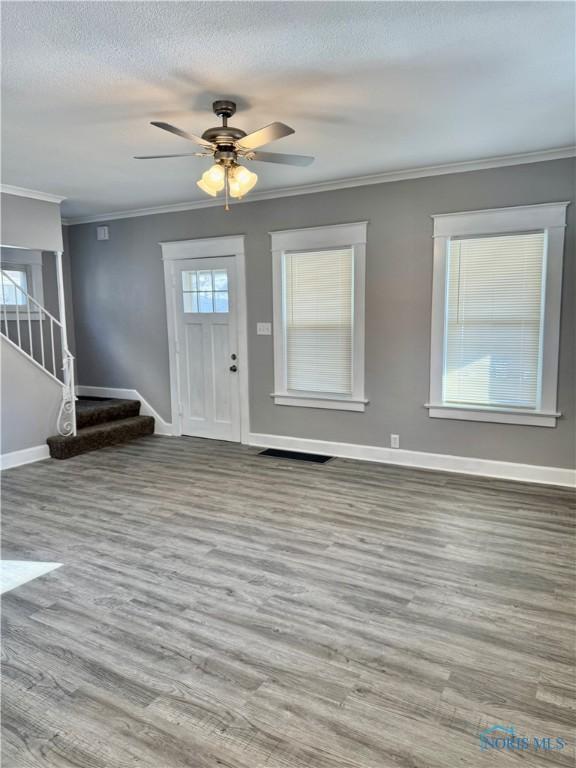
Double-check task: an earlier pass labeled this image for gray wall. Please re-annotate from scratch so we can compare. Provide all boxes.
[68,158,575,469]
[1,193,63,252]
[1,338,61,453]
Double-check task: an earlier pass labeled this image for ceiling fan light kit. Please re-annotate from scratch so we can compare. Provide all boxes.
[196,162,258,203]
[137,100,314,210]
[197,164,225,196]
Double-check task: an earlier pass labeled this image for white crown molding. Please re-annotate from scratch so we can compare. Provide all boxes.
[61,146,576,226]
[248,432,576,488]
[1,184,66,204]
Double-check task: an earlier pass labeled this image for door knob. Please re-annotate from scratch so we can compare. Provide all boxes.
[229,364,238,372]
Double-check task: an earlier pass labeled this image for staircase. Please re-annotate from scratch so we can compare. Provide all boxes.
[0,267,155,461]
[1,266,76,438]
[47,398,155,459]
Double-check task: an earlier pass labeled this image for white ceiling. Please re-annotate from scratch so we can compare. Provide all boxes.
[2,1,574,220]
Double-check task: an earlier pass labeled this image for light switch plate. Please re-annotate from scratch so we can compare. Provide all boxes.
[257,322,272,336]
[96,225,109,241]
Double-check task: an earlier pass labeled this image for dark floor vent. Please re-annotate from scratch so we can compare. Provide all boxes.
[259,448,333,464]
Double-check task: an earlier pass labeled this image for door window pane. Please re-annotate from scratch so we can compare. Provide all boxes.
[182,292,198,313]
[197,292,214,313]
[182,269,229,314]
[197,271,213,291]
[213,292,229,313]
[213,270,228,291]
[182,271,197,291]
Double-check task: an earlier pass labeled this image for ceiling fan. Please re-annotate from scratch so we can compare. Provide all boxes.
[135,99,314,209]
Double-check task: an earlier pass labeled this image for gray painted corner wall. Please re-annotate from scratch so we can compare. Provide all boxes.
[1,193,63,252]
[68,158,576,469]
[1,339,62,453]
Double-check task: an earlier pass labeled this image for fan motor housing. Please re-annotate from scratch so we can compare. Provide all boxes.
[202,126,246,145]
[202,100,247,146]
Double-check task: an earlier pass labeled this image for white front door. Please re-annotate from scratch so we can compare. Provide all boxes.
[175,256,241,441]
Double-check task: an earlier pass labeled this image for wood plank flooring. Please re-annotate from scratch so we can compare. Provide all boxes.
[1,436,575,767]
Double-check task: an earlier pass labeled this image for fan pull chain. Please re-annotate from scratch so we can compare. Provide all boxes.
[224,166,230,212]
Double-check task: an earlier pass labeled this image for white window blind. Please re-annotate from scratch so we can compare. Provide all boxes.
[284,248,354,394]
[444,231,546,409]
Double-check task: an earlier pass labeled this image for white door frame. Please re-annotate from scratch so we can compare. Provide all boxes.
[160,235,250,443]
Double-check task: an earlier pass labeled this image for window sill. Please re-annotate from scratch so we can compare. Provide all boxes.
[2,309,44,321]
[425,403,560,428]
[272,393,368,412]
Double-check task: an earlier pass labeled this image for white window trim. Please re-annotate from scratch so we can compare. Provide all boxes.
[270,221,368,412]
[427,201,569,427]
[0,249,44,319]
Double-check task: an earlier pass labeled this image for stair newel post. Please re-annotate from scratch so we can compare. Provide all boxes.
[1,276,8,338]
[55,250,77,437]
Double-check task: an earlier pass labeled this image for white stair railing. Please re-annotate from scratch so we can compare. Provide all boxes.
[1,268,76,436]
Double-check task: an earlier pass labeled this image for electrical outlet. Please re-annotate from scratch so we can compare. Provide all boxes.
[390,434,400,449]
[257,322,272,336]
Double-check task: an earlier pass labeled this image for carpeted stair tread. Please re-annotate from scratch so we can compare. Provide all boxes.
[76,398,141,428]
[47,415,155,460]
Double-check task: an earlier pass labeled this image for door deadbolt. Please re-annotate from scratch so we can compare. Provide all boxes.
[231,353,237,360]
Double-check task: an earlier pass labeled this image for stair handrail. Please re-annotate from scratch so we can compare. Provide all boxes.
[1,268,76,436]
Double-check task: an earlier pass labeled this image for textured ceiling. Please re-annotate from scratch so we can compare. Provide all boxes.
[2,1,574,219]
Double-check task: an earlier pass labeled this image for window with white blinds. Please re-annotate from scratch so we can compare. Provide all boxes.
[284,248,353,395]
[271,221,367,411]
[444,232,546,409]
[428,202,567,427]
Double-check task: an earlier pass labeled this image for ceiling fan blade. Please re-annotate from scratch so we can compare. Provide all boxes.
[237,122,295,150]
[150,121,213,148]
[245,151,314,166]
[134,153,210,159]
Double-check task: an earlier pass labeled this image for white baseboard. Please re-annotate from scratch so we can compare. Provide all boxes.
[248,432,576,488]
[3,428,571,486]
[1,444,50,470]
[76,386,174,436]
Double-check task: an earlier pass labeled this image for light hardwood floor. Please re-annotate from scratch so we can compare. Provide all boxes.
[1,436,575,767]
